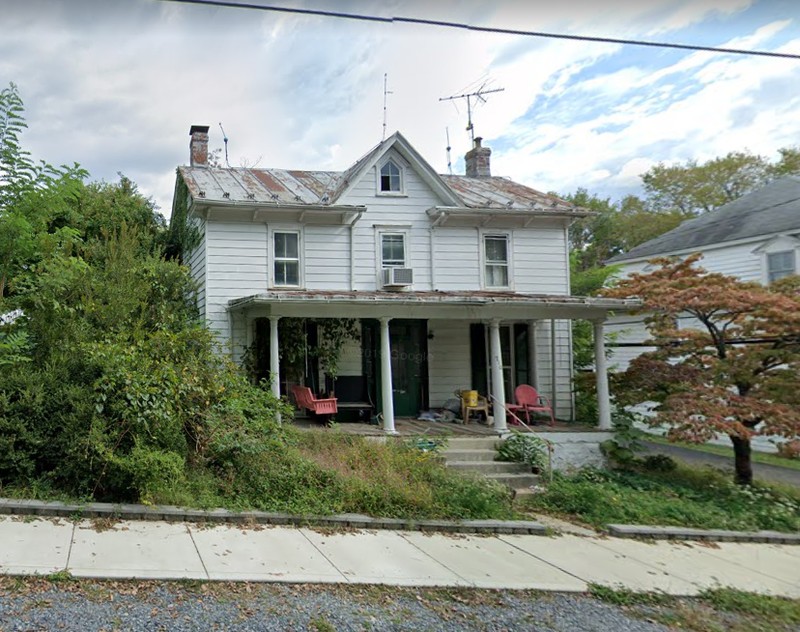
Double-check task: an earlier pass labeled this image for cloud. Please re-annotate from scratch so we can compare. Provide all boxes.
[2,0,798,217]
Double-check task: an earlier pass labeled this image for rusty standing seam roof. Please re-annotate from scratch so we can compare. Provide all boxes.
[179,164,577,214]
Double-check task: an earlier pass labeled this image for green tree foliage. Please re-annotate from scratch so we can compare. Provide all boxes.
[642,149,800,216]
[0,83,288,503]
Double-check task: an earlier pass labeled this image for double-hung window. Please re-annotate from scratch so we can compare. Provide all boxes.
[484,234,509,288]
[273,231,300,287]
[381,233,405,268]
[767,251,795,283]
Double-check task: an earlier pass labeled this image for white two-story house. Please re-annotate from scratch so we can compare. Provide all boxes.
[171,126,634,433]
[606,175,800,371]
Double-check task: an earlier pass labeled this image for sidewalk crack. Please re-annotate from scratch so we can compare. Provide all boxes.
[186,524,210,580]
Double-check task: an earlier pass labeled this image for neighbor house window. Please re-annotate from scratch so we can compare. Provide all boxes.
[484,234,509,288]
[273,231,300,286]
[380,160,401,192]
[767,251,795,283]
[381,233,405,268]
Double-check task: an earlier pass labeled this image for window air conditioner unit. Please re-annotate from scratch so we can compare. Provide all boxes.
[382,267,413,287]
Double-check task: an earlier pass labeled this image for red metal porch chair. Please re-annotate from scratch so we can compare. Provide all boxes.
[506,384,555,426]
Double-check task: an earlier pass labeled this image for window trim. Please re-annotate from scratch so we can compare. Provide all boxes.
[270,228,303,289]
[376,157,406,196]
[480,230,513,290]
[380,232,407,268]
[766,249,796,284]
[374,226,411,285]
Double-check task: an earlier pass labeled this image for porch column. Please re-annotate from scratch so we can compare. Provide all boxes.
[379,317,397,434]
[489,319,507,432]
[550,319,558,419]
[593,319,612,430]
[269,316,281,400]
[527,320,539,389]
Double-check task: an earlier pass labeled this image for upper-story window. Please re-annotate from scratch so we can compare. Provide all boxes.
[767,251,795,283]
[379,160,402,193]
[273,231,300,287]
[484,234,510,288]
[381,233,405,268]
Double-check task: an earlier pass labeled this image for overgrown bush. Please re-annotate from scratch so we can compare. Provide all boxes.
[496,432,550,473]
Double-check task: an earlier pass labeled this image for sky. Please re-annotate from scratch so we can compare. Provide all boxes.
[3,0,800,216]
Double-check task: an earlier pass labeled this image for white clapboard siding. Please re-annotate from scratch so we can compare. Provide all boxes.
[533,320,574,421]
[427,319,471,407]
[186,219,207,318]
[340,152,442,291]
[513,223,570,294]
[204,221,268,359]
[305,224,351,290]
[432,228,480,291]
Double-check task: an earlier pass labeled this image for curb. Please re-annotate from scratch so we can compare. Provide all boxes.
[607,524,800,545]
[0,498,547,536]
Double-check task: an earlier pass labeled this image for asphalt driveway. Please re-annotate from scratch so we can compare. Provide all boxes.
[641,440,800,487]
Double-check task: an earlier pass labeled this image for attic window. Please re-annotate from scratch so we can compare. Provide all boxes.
[380,160,401,192]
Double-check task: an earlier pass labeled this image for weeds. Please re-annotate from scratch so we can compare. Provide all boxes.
[521,464,800,532]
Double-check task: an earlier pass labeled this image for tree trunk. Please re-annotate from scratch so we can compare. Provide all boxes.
[730,435,753,486]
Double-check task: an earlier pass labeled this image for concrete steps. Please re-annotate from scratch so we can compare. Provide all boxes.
[442,437,540,493]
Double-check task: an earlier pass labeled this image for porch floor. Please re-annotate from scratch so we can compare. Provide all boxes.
[292,417,601,437]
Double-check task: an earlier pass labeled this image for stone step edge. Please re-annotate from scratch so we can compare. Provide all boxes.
[0,498,546,536]
[607,524,800,545]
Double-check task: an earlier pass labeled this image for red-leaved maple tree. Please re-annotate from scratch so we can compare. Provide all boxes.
[604,254,800,485]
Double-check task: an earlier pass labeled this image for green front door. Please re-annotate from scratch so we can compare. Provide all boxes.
[388,320,428,417]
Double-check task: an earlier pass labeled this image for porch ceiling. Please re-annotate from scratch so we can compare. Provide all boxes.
[227,290,640,320]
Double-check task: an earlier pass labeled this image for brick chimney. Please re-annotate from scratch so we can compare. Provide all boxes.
[189,125,209,167]
[465,137,491,177]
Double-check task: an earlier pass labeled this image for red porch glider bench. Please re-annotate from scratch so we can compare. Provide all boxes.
[291,385,338,417]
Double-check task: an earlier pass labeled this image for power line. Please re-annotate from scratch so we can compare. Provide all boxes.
[159,0,800,61]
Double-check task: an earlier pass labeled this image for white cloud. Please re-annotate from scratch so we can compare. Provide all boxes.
[2,0,797,216]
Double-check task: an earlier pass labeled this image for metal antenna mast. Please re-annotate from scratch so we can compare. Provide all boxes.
[382,73,393,140]
[219,122,230,167]
[439,85,504,142]
[445,127,452,175]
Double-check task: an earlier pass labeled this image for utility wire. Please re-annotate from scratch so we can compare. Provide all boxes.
[159,0,800,61]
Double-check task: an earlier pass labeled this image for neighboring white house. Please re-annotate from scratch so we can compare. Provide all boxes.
[606,175,800,371]
[170,126,635,433]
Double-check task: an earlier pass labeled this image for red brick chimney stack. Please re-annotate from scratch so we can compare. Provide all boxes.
[465,137,491,177]
[189,125,209,167]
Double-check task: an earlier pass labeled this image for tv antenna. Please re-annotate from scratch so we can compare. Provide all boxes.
[382,73,393,141]
[439,84,504,142]
[219,122,230,167]
[445,127,452,175]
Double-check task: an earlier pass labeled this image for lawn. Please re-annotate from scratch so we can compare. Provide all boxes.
[645,435,800,472]
[520,463,800,533]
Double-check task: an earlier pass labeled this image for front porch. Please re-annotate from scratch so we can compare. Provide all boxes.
[293,417,603,437]
[228,289,639,435]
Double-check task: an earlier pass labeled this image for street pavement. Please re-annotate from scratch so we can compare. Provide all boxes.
[641,440,800,487]
[1,516,798,598]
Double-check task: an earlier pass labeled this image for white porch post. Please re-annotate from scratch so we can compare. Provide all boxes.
[549,318,558,420]
[593,319,612,430]
[489,319,507,432]
[527,319,539,389]
[269,316,281,399]
[379,317,397,434]
[269,316,282,424]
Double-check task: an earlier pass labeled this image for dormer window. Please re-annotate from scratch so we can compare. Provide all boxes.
[380,160,401,193]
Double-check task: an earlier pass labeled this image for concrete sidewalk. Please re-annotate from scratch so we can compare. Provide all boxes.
[1,516,798,597]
